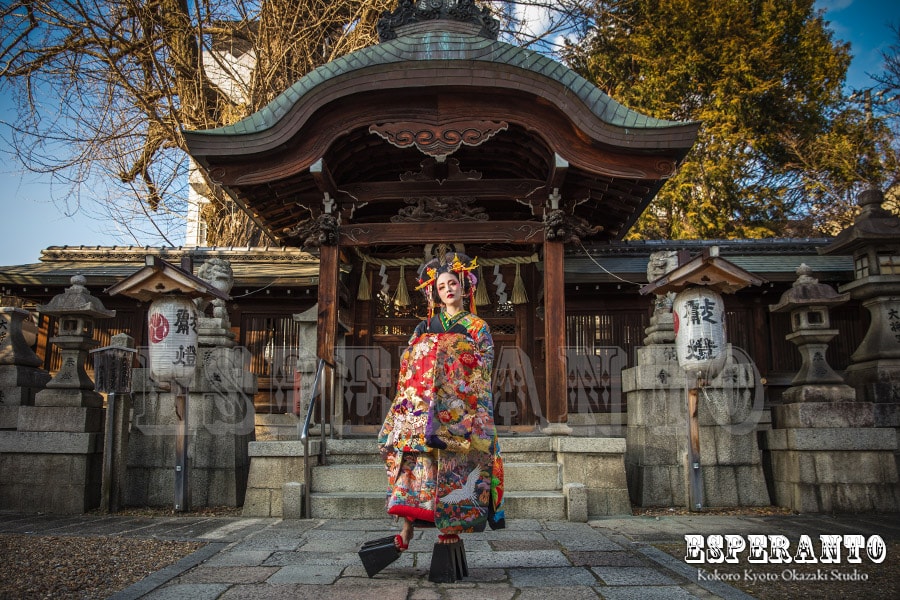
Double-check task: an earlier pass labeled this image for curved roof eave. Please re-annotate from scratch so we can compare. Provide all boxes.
[183,29,699,157]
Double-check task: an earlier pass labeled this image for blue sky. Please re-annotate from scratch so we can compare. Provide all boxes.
[1,0,898,267]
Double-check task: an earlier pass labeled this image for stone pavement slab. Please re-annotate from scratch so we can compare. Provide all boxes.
[591,565,677,585]
[508,566,598,586]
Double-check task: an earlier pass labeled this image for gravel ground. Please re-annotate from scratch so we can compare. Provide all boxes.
[0,507,232,600]
[0,534,203,599]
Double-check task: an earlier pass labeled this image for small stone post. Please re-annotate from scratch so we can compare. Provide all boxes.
[293,305,320,426]
[292,303,348,436]
[92,333,137,513]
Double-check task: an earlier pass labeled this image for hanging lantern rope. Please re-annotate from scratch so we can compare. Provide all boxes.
[357,259,371,301]
[479,255,539,268]
[511,263,528,304]
[353,250,539,308]
[393,266,410,306]
[354,249,539,269]
[474,266,490,306]
[353,249,421,269]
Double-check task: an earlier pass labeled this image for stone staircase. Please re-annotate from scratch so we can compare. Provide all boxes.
[243,435,631,520]
[308,437,567,520]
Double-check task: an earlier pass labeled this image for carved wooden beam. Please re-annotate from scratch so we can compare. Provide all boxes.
[339,221,544,246]
[369,120,508,160]
[339,178,545,202]
[310,158,339,200]
[547,153,569,194]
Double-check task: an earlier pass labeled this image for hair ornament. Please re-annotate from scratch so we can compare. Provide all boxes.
[415,253,478,291]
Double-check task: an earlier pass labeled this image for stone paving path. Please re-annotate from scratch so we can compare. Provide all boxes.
[2,512,897,599]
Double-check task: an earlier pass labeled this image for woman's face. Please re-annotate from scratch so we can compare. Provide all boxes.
[436,271,464,311]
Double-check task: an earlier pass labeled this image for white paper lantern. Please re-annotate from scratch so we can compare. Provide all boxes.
[673,287,727,380]
[148,295,199,387]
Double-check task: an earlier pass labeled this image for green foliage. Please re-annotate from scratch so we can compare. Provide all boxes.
[565,0,879,239]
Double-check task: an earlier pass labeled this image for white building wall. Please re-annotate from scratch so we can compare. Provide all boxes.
[185,46,257,247]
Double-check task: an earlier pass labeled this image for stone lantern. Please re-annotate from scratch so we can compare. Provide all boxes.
[33,274,115,413]
[820,187,900,422]
[769,264,852,399]
[0,307,50,429]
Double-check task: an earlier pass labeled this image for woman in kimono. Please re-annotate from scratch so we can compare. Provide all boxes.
[378,252,504,551]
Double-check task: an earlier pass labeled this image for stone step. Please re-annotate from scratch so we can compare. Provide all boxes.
[311,464,386,493]
[503,490,567,520]
[319,436,559,464]
[249,437,563,466]
[309,492,385,519]
[310,461,561,493]
[322,439,382,465]
[309,490,566,520]
[505,462,561,491]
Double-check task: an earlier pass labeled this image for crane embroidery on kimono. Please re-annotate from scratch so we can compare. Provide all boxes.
[440,467,480,504]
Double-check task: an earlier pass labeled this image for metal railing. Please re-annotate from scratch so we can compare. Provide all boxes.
[299,358,327,518]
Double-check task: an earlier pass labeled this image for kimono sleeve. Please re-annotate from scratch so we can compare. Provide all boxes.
[467,317,494,378]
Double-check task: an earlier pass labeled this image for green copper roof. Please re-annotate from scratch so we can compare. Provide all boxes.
[193,29,685,138]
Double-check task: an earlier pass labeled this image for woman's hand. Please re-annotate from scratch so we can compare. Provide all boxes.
[379,445,394,461]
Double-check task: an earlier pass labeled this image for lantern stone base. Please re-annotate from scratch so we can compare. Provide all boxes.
[197,316,236,347]
[0,384,104,512]
[18,405,103,433]
[772,400,874,429]
[0,364,50,429]
[125,362,257,509]
[842,359,900,473]
[843,359,900,427]
[762,427,899,512]
[623,349,770,508]
[0,431,102,513]
[34,386,104,408]
[780,383,856,404]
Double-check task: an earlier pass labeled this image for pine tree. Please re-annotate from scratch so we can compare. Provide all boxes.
[565,0,865,238]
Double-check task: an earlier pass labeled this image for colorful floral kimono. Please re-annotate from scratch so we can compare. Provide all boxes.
[378,310,505,533]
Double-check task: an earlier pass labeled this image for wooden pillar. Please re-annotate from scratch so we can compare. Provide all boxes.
[686,385,703,510]
[317,243,340,437]
[543,239,569,430]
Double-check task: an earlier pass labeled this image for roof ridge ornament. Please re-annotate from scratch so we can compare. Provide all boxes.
[377,0,500,42]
